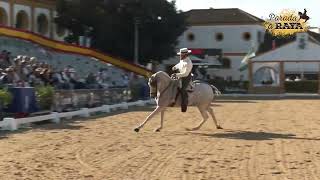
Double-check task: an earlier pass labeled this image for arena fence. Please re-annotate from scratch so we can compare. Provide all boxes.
[0,99,155,131]
[0,86,152,131]
[53,88,133,112]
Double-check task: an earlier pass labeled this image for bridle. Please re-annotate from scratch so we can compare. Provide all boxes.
[149,75,174,99]
[149,76,157,98]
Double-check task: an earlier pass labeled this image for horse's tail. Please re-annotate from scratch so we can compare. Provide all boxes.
[193,80,221,96]
[211,85,221,96]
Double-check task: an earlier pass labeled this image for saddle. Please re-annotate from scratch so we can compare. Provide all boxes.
[169,79,195,108]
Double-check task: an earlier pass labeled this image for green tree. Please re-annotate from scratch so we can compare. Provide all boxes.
[258,31,295,53]
[55,0,187,64]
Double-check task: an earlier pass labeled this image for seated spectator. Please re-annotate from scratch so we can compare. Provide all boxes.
[61,68,70,84]
[29,57,37,65]
[68,68,86,89]
[0,50,6,69]
[1,67,20,86]
[4,51,11,67]
[129,75,141,101]
[40,69,56,86]
[20,60,29,82]
[85,72,99,89]
[95,72,106,89]
[27,68,43,87]
[0,50,6,59]
[0,68,6,87]
[53,70,70,89]
[0,68,4,76]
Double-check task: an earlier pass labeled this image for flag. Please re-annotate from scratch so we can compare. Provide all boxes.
[239,43,256,71]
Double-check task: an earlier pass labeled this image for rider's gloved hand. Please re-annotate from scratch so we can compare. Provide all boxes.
[171,73,177,79]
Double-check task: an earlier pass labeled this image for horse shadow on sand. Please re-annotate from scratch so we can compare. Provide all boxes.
[190,130,320,141]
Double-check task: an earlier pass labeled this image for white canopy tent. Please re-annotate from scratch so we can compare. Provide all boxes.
[248,33,320,94]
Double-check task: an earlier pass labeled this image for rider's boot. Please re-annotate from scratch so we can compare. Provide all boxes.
[181,90,188,112]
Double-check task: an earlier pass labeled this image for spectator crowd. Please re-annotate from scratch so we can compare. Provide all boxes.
[0,50,131,90]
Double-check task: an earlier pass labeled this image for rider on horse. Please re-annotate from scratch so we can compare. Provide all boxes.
[171,48,193,112]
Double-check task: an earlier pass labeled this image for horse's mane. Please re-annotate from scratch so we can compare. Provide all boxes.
[155,71,171,79]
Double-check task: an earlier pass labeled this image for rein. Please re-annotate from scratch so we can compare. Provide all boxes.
[158,80,173,98]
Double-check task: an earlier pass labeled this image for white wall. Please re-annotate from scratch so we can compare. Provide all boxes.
[13,4,31,31]
[178,25,265,53]
[34,7,51,37]
[284,62,319,73]
[174,24,265,80]
[0,1,10,26]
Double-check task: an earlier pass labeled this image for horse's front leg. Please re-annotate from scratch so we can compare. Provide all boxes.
[154,109,165,132]
[134,106,162,132]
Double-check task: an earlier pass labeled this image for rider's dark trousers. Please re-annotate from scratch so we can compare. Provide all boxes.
[181,73,192,112]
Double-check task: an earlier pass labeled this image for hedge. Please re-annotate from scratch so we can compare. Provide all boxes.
[208,80,319,93]
[35,86,55,110]
[207,79,249,93]
[0,88,13,107]
[285,81,318,93]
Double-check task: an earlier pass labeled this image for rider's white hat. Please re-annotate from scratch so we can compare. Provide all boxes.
[177,48,191,55]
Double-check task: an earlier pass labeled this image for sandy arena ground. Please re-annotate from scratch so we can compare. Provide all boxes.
[0,100,320,180]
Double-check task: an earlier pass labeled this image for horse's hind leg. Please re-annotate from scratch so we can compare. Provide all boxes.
[208,106,222,129]
[187,106,208,131]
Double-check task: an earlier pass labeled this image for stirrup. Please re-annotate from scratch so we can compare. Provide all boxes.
[187,85,194,92]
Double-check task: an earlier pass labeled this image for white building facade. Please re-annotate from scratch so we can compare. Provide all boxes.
[0,0,67,41]
[164,8,266,81]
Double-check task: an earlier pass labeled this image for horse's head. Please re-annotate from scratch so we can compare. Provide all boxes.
[148,71,171,98]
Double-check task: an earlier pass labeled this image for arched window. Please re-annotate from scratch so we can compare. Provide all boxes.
[16,10,29,30]
[56,23,66,37]
[0,8,8,26]
[243,32,251,41]
[37,14,49,35]
[215,32,224,41]
[253,66,279,86]
[187,33,195,41]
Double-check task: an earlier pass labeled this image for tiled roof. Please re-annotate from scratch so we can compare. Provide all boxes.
[184,8,264,25]
[255,31,320,57]
[308,31,320,44]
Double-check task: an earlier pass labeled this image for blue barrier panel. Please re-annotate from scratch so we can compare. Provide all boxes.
[7,87,38,113]
[140,83,150,100]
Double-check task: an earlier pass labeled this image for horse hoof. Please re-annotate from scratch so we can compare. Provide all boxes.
[134,128,140,132]
[154,128,161,132]
[186,128,198,131]
[217,126,223,129]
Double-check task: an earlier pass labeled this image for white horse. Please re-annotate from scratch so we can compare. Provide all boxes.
[134,71,222,132]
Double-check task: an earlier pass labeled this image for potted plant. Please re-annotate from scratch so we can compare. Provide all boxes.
[0,89,13,117]
[0,89,12,107]
[36,86,55,111]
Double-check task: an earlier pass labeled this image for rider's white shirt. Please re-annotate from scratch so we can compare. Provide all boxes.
[173,57,193,78]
